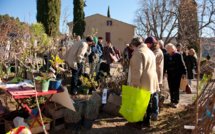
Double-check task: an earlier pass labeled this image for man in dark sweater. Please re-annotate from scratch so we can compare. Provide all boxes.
[176,43,186,60]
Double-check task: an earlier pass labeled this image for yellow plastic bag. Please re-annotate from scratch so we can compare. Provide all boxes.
[28,117,52,127]
[119,85,151,122]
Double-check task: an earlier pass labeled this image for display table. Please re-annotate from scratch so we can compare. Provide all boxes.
[0,86,64,130]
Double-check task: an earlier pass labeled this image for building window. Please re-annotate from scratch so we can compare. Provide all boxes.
[107,20,112,26]
[106,32,111,42]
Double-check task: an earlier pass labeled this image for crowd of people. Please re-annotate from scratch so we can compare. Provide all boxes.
[127,36,197,128]
[63,35,121,95]
[62,34,197,128]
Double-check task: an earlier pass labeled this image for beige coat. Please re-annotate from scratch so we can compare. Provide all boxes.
[153,48,164,84]
[130,43,159,93]
[63,40,88,70]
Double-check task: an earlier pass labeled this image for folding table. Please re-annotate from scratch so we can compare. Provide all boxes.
[1,87,64,130]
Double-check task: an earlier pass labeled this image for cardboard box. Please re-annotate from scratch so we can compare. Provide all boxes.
[108,93,122,106]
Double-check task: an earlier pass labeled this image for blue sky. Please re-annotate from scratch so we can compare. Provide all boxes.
[0,0,138,33]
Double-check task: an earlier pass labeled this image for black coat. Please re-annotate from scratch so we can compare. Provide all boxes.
[184,55,197,79]
[164,52,187,79]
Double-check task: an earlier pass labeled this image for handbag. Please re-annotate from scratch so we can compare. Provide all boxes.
[110,47,119,62]
[119,85,151,122]
[179,75,187,91]
[186,84,192,94]
[110,53,119,62]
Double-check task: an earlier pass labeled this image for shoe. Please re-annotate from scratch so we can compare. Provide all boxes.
[126,122,142,130]
[172,103,179,108]
[151,114,158,121]
[169,102,174,107]
[72,90,78,95]
[142,123,151,128]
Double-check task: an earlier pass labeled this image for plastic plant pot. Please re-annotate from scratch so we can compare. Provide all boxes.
[49,78,62,90]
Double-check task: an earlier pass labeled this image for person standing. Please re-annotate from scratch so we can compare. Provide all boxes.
[89,37,102,76]
[184,49,197,87]
[158,40,167,55]
[145,36,164,120]
[98,37,104,58]
[176,43,186,60]
[98,37,104,52]
[76,35,81,41]
[102,41,115,76]
[164,43,186,108]
[122,44,134,73]
[64,36,93,95]
[79,45,91,77]
[129,37,159,128]
[206,54,211,60]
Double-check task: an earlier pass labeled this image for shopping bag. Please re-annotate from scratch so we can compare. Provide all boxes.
[179,76,187,91]
[119,85,151,122]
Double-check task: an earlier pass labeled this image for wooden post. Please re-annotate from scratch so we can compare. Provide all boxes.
[196,0,207,127]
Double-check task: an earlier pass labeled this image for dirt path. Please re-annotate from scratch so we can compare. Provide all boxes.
[164,79,197,107]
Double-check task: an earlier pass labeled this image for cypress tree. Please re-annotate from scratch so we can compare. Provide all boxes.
[73,0,86,38]
[177,0,199,52]
[36,0,61,38]
[107,6,110,18]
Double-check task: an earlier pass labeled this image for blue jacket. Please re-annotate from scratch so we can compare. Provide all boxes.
[89,44,102,63]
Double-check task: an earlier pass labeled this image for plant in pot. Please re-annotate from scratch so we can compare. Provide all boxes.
[88,75,98,94]
[79,75,98,95]
[79,76,89,94]
[34,73,50,92]
[48,54,65,90]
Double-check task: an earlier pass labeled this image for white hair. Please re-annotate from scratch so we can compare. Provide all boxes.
[165,43,176,51]
[133,35,143,42]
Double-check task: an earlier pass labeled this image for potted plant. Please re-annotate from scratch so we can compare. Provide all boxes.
[34,73,50,92]
[48,54,65,90]
[79,76,89,94]
[79,75,98,95]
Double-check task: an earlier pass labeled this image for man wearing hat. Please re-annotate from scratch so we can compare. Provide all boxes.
[145,36,163,121]
[89,37,102,76]
[64,36,93,95]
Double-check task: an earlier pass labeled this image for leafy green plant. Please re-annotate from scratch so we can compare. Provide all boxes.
[91,28,98,37]
[35,72,51,83]
[0,62,6,80]
[191,74,211,101]
[79,74,98,88]
[49,54,65,75]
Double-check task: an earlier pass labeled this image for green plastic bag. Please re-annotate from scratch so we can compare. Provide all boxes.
[119,85,151,122]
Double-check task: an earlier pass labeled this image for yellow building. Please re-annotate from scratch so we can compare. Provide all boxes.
[67,14,136,51]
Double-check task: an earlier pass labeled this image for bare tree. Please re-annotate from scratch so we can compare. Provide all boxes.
[134,0,178,44]
[135,0,215,50]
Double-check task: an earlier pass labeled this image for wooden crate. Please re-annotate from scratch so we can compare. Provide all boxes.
[5,120,50,134]
[44,102,65,130]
